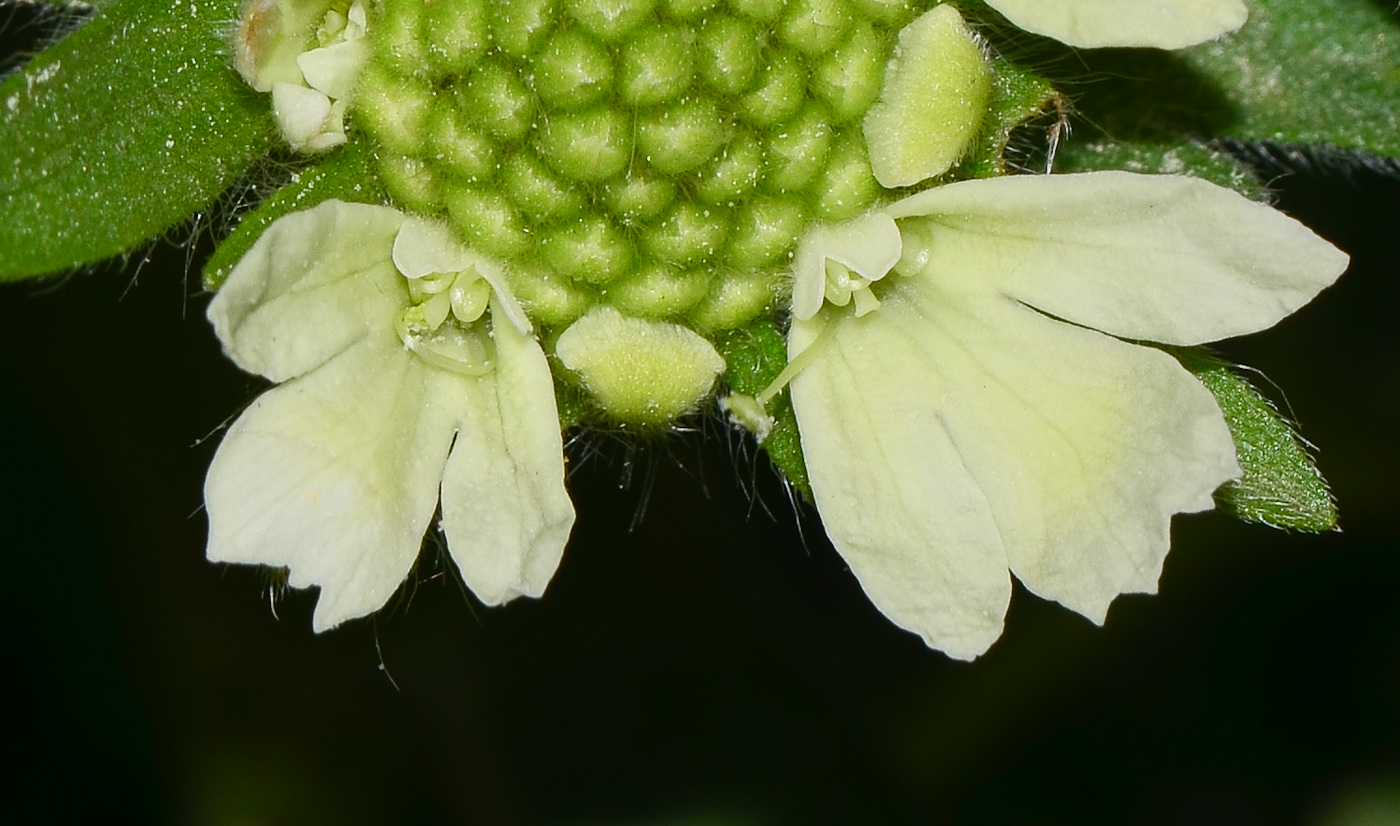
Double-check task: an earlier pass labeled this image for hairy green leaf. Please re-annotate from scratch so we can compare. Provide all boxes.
[1059,0,1399,163]
[1184,0,1400,157]
[1179,349,1337,532]
[1057,138,1271,201]
[0,0,275,281]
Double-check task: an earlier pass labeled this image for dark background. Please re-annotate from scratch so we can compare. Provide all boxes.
[3,11,1399,826]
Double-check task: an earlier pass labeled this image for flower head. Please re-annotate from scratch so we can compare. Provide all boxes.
[202,0,1348,651]
[205,199,574,630]
[786,171,1348,659]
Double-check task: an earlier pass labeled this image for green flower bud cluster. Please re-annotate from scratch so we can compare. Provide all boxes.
[353,0,932,336]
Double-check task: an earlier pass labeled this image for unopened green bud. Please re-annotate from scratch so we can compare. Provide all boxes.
[739,54,807,127]
[538,108,633,182]
[491,0,555,57]
[689,269,780,332]
[556,306,726,425]
[446,188,532,259]
[459,64,535,142]
[608,263,714,319]
[567,0,654,41]
[725,197,806,269]
[637,97,731,175]
[644,202,730,265]
[502,151,586,222]
[533,29,615,109]
[619,25,695,106]
[425,0,489,77]
[766,107,835,193]
[542,215,633,284]
[698,17,761,96]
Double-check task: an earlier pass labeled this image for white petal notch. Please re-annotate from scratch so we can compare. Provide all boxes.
[788,172,1347,660]
[205,200,574,631]
[984,0,1248,49]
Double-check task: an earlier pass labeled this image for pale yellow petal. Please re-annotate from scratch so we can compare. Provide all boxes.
[888,172,1348,346]
[793,265,1239,655]
[204,338,461,631]
[985,0,1247,49]
[790,313,1012,661]
[876,273,1239,622]
[208,200,406,382]
[271,82,347,152]
[297,38,368,100]
[439,297,575,605]
[393,217,474,279]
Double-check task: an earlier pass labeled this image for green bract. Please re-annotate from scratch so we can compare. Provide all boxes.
[0,0,1370,658]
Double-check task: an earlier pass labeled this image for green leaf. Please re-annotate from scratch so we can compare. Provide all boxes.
[1058,0,1400,162]
[714,321,811,500]
[203,140,387,290]
[1057,138,1271,202]
[1177,349,1337,532]
[1182,0,1400,157]
[0,0,276,281]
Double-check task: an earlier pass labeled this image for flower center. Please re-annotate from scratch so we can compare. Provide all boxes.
[394,258,498,375]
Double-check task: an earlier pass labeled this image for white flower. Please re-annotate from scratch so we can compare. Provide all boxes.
[984,0,1248,49]
[234,0,370,151]
[788,171,1348,660]
[204,199,574,631]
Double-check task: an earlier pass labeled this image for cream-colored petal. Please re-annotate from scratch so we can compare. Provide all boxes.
[271,82,347,152]
[985,0,1247,49]
[205,337,462,632]
[208,200,407,382]
[790,313,1012,661]
[792,212,903,321]
[439,298,575,605]
[393,217,475,279]
[297,38,368,101]
[470,257,533,335]
[234,0,337,91]
[876,273,1239,622]
[888,172,1348,346]
[793,265,1239,656]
